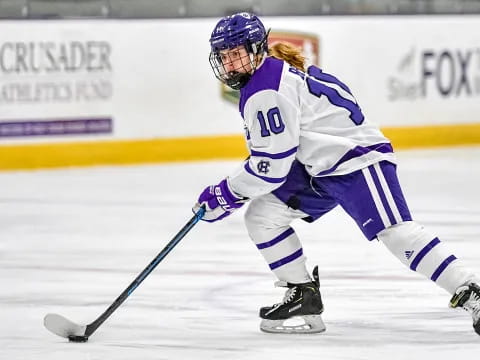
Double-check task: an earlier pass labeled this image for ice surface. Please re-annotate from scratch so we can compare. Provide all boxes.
[1,147,479,359]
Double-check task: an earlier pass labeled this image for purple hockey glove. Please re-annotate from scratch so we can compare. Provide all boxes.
[193,178,246,222]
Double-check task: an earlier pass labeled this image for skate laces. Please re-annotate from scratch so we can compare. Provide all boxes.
[268,284,298,308]
[463,288,480,322]
[453,284,480,323]
[272,277,315,306]
[281,287,297,304]
[273,280,297,303]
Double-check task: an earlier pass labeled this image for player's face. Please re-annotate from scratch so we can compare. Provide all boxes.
[219,46,253,74]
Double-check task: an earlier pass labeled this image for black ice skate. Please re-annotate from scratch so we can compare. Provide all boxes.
[449,283,480,336]
[259,266,325,334]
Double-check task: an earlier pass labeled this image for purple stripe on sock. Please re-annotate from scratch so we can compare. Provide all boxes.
[431,255,457,281]
[410,238,441,271]
[257,228,295,249]
[368,165,397,226]
[269,248,303,270]
[244,162,286,184]
[250,146,298,159]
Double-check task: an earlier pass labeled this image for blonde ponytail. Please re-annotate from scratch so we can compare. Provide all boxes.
[268,42,306,72]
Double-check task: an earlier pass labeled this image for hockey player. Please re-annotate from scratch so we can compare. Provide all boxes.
[193,12,480,334]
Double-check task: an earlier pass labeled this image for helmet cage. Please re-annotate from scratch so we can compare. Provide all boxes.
[209,13,269,90]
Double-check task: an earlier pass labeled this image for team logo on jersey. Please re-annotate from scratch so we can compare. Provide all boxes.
[257,160,271,174]
[220,30,320,104]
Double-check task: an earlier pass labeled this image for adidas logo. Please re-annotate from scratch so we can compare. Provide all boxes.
[362,218,373,227]
[405,250,415,260]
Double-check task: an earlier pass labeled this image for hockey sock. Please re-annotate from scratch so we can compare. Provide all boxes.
[249,225,311,283]
[377,221,476,294]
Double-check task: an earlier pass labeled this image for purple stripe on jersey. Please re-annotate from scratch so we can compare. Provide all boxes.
[431,255,457,281]
[316,143,393,176]
[269,248,303,270]
[307,66,353,95]
[239,57,284,118]
[368,165,397,226]
[244,162,287,184]
[410,238,441,271]
[251,146,298,159]
[256,228,295,249]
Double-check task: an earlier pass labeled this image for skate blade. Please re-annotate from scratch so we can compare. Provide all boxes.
[260,315,326,334]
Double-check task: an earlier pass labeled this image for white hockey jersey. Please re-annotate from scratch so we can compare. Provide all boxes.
[228,57,395,199]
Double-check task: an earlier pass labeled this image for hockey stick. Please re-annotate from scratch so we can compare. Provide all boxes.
[44,206,205,342]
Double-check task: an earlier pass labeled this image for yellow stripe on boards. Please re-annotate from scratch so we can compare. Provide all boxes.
[382,123,480,149]
[0,135,248,171]
[0,123,479,171]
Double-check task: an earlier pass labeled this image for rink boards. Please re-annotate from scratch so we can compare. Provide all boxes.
[0,16,480,170]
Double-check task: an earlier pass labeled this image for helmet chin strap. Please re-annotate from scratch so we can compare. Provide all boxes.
[225,72,251,90]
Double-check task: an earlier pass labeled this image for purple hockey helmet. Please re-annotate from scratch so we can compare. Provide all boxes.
[209,12,269,90]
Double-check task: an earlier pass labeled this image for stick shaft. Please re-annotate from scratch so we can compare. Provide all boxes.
[85,208,205,337]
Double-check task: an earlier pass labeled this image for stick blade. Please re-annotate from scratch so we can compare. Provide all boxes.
[44,313,87,339]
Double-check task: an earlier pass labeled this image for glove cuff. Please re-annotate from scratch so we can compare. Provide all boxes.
[217,179,246,210]
[222,178,242,199]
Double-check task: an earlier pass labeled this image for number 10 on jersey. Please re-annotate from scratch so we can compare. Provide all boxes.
[257,107,285,137]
